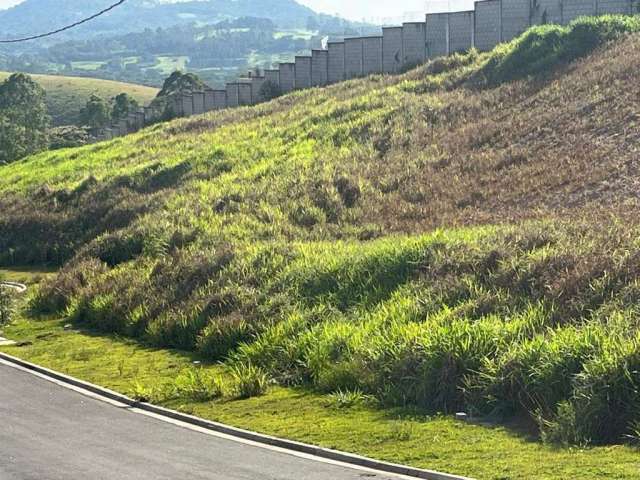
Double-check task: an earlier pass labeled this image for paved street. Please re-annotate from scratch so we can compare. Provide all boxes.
[0,362,400,480]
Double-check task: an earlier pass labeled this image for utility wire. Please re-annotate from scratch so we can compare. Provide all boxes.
[0,0,127,43]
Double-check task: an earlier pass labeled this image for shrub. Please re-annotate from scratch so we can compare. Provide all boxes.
[0,285,14,326]
[172,367,224,402]
[30,259,109,314]
[230,362,269,399]
[196,313,251,360]
[477,15,640,86]
[325,389,374,409]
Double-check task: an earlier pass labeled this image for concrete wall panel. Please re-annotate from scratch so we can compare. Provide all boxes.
[474,0,501,51]
[181,94,194,117]
[204,90,215,112]
[531,0,563,24]
[118,119,128,135]
[449,11,474,53]
[403,22,427,65]
[135,111,145,130]
[562,0,596,23]
[328,42,345,83]
[264,69,280,88]
[426,13,448,58]
[213,90,227,110]
[501,0,531,41]
[226,84,239,107]
[295,56,312,89]
[311,49,329,86]
[251,76,266,103]
[597,0,632,14]
[344,37,364,78]
[238,83,252,105]
[363,36,383,75]
[382,27,403,73]
[279,63,296,93]
[192,91,205,114]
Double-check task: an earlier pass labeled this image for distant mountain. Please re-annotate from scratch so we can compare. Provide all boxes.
[0,0,358,41]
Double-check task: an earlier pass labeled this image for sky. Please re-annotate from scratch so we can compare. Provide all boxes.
[0,0,477,22]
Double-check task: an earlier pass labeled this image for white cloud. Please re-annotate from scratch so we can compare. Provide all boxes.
[0,0,23,9]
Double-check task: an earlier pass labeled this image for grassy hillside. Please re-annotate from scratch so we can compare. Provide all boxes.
[2,15,640,452]
[0,71,158,126]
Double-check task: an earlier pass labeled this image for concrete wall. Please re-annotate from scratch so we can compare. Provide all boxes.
[363,36,383,75]
[96,0,640,142]
[264,69,280,89]
[135,111,145,130]
[127,113,137,132]
[226,83,239,107]
[204,90,215,112]
[118,119,128,135]
[213,90,227,110]
[181,94,194,117]
[344,37,364,78]
[251,76,266,103]
[501,0,531,41]
[328,42,345,83]
[143,106,154,124]
[192,91,205,114]
[295,56,312,89]
[426,13,448,58]
[474,0,501,51]
[279,63,296,93]
[449,11,475,53]
[562,0,596,23]
[597,0,632,14]
[382,27,404,73]
[531,0,563,24]
[402,22,427,65]
[238,83,252,106]
[311,49,329,86]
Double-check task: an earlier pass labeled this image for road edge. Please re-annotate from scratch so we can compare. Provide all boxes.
[0,351,473,480]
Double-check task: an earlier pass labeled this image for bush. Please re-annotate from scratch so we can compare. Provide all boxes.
[30,259,109,314]
[0,285,14,326]
[325,389,373,409]
[477,15,640,85]
[172,367,224,402]
[230,362,269,399]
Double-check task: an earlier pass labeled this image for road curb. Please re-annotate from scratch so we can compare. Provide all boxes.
[0,282,27,293]
[0,351,474,480]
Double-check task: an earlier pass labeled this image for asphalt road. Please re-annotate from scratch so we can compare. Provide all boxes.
[0,363,400,480]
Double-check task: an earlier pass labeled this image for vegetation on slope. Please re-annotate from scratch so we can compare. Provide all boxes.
[2,16,640,447]
[0,71,157,126]
[2,314,639,480]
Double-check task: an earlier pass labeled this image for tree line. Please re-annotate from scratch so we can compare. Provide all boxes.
[0,70,211,164]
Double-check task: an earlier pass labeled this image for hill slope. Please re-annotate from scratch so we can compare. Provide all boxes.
[2,17,640,447]
[0,71,158,125]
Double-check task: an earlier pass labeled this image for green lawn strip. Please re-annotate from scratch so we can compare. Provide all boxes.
[1,316,638,480]
[0,267,57,286]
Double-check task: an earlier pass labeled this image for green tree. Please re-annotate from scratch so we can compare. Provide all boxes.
[151,70,207,120]
[79,94,110,131]
[0,73,49,164]
[111,92,139,122]
[156,70,206,98]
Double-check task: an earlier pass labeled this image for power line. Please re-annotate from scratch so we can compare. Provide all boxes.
[0,0,127,44]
